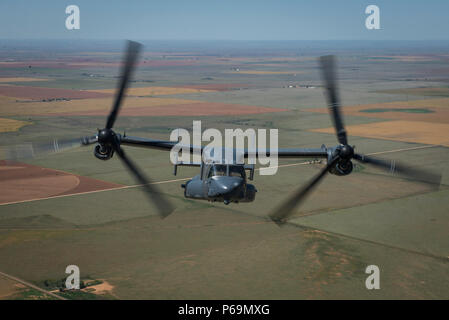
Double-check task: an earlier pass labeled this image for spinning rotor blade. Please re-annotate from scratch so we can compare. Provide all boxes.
[101,41,174,218]
[1,135,97,161]
[268,55,442,226]
[319,55,348,145]
[106,40,142,130]
[112,143,175,219]
[353,153,442,187]
[269,156,340,225]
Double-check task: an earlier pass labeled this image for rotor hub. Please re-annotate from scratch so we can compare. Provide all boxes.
[339,144,354,160]
[98,128,115,145]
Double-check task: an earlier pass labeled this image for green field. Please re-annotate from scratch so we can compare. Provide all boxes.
[0,41,448,299]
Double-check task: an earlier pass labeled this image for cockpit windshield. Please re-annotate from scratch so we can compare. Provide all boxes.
[210,164,227,177]
[229,165,245,178]
[208,164,245,178]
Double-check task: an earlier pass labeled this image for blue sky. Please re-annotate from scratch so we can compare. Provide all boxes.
[0,0,448,40]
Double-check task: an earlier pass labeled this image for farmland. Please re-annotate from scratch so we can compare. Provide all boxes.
[0,40,448,299]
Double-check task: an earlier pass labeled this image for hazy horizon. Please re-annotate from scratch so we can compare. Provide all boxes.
[2,39,449,57]
[1,1,449,41]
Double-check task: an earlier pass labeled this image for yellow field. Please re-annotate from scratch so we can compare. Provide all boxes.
[0,77,50,83]
[311,120,449,146]
[0,95,202,116]
[0,95,22,103]
[0,118,31,132]
[90,86,213,96]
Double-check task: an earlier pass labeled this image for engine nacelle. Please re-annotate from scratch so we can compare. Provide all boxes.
[94,144,114,160]
[330,160,353,176]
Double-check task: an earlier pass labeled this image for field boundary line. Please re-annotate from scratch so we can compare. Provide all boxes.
[0,144,440,207]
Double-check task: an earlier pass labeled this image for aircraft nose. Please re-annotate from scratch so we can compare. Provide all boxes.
[208,176,244,198]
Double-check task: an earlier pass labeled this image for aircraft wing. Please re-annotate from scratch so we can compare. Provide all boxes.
[120,135,180,151]
[245,148,328,159]
[120,135,328,160]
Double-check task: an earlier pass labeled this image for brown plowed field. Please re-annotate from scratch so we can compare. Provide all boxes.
[0,85,112,100]
[174,83,251,91]
[140,60,197,67]
[0,97,197,117]
[49,102,288,117]
[90,86,214,96]
[0,161,123,205]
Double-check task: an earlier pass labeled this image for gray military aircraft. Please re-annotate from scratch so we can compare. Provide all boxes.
[4,41,441,224]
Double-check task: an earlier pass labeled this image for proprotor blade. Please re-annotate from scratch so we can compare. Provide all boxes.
[319,55,348,145]
[112,143,175,219]
[269,156,340,225]
[353,153,442,187]
[106,40,142,130]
